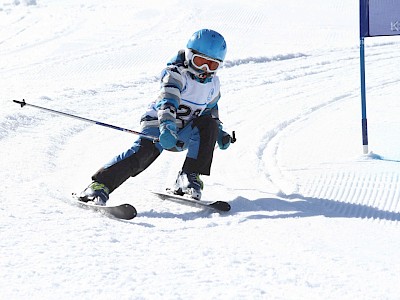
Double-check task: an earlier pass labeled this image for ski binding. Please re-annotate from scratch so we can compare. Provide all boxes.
[71,193,137,220]
[152,189,231,212]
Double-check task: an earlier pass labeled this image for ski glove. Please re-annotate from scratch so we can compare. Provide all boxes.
[217,127,231,150]
[159,120,178,149]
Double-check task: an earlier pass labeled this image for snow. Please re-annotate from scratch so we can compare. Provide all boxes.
[1,0,400,299]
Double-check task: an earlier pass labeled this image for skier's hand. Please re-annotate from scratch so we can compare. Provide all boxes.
[217,128,231,150]
[159,120,178,149]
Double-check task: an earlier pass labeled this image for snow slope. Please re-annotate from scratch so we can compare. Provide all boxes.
[1,0,400,299]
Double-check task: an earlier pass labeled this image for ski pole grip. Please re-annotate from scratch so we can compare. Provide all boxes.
[230,131,236,143]
[13,99,27,108]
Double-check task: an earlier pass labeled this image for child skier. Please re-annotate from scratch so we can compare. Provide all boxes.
[78,29,232,205]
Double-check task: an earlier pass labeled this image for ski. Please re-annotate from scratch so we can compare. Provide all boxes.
[152,190,231,212]
[71,193,137,220]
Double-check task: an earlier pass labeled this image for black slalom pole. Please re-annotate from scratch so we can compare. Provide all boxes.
[13,99,160,143]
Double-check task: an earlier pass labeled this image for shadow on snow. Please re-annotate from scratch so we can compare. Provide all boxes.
[229,194,400,222]
[133,193,400,223]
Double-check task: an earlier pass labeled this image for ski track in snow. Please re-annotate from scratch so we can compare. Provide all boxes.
[2,1,400,299]
[249,43,400,224]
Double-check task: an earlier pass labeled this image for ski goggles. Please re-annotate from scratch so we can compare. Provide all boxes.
[191,54,222,72]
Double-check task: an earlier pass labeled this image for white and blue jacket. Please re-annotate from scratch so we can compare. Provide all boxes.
[141,50,221,130]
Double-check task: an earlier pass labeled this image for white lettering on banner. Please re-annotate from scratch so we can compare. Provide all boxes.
[391,21,400,31]
[368,0,400,36]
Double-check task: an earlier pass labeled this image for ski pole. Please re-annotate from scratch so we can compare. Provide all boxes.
[13,99,160,142]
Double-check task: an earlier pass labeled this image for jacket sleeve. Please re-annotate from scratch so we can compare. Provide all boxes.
[155,65,184,124]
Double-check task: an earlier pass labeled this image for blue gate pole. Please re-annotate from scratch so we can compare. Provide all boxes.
[360,37,369,154]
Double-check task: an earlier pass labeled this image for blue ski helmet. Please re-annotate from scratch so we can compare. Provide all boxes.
[185,29,227,80]
[186,29,227,61]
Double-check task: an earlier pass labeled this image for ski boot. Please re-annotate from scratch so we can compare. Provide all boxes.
[78,181,110,206]
[173,170,203,200]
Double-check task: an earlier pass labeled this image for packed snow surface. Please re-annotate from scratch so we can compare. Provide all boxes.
[1,0,400,299]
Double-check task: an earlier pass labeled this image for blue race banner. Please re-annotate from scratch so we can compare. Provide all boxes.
[360,0,400,37]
